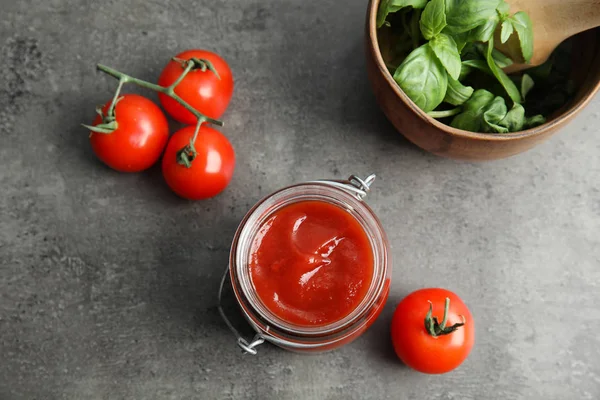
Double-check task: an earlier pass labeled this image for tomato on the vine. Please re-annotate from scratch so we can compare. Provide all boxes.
[158,49,234,125]
[390,288,475,374]
[162,125,235,200]
[89,94,169,173]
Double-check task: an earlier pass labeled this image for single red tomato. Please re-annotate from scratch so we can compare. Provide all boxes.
[158,49,234,124]
[89,94,169,172]
[162,125,235,200]
[390,288,474,374]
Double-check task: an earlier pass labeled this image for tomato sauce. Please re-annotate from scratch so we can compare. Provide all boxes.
[249,200,374,327]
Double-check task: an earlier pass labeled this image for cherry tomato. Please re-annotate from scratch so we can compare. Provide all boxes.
[158,50,234,125]
[390,288,475,374]
[162,125,235,200]
[89,94,169,172]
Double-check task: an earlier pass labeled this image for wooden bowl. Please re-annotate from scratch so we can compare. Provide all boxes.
[365,0,600,161]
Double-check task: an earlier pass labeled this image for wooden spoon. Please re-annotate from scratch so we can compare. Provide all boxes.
[498,0,600,73]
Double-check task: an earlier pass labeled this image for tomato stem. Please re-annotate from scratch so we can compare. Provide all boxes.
[172,57,221,80]
[95,63,224,127]
[175,118,206,168]
[440,297,450,330]
[190,119,205,144]
[167,61,195,91]
[424,297,465,337]
[95,61,224,168]
[81,102,121,135]
[107,78,125,119]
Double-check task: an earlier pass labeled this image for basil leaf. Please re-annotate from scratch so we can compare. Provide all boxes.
[500,20,514,43]
[511,12,534,63]
[482,96,509,133]
[472,43,512,68]
[491,48,513,68]
[453,31,470,53]
[377,0,394,28]
[458,62,472,80]
[377,0,429,28]
[486,38,522,103]
[525,114,546,128]
[451,111,482,131]
[444,0,502,34]
[450,89,495,131]
[393,43,448,112]
[462,59,491,75]
[430,33,461,80]
[468,13,499,43]
[444,75,474,106]
[498,103,525,131]
[463,89,495,113]
[420,0,447,40]
[497,1,510,16]
[520,73,535,100]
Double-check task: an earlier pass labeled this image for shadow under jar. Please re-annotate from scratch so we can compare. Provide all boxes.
[225,175,391,354]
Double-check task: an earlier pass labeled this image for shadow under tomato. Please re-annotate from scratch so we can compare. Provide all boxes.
[134,160,190,205]
[362,294,411,367]
[51,94,103,170]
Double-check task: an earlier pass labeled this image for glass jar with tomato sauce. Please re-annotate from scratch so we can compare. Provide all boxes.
[220,175,390,354]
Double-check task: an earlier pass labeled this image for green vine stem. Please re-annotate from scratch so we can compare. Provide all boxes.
[95,62,223,127]
[176,120,205,168]
[424,298,465,337]
[107,79,125,118]
[86,59,225,168]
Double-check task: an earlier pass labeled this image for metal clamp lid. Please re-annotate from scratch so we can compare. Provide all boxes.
[310,174,376,200]
[218,174,377,355]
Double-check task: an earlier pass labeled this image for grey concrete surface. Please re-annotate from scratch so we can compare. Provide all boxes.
[1,1,599,399]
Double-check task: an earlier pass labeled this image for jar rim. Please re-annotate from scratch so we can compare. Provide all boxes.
[229,181,389,338]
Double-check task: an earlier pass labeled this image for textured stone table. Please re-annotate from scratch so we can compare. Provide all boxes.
[1,1,599,399]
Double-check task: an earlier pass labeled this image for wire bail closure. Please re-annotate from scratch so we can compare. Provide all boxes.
[217,267,266,355]
[310,174,376,200]
[217,174,377,355]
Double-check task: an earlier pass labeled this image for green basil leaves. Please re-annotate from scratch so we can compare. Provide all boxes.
[500,20,514,44]
[393,43,448,112]
[499,103,526,131]
[377,0,555,134]
[520,73,535,100]
[420,0,447,40]
[444,76,474,106]
[429,33,461,80]
[485,38,522,104]
[495,11,534,63]
[444,0,501,34]
[511,12,534,63]
[377,0,429,28]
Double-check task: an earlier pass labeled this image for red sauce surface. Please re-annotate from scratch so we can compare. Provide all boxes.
[249,200,374,327]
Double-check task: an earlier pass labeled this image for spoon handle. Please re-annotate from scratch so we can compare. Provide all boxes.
[503,0,600,70]
[533,0,600,36]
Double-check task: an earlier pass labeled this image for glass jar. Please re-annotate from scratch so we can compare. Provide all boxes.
[219,175,391,354]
